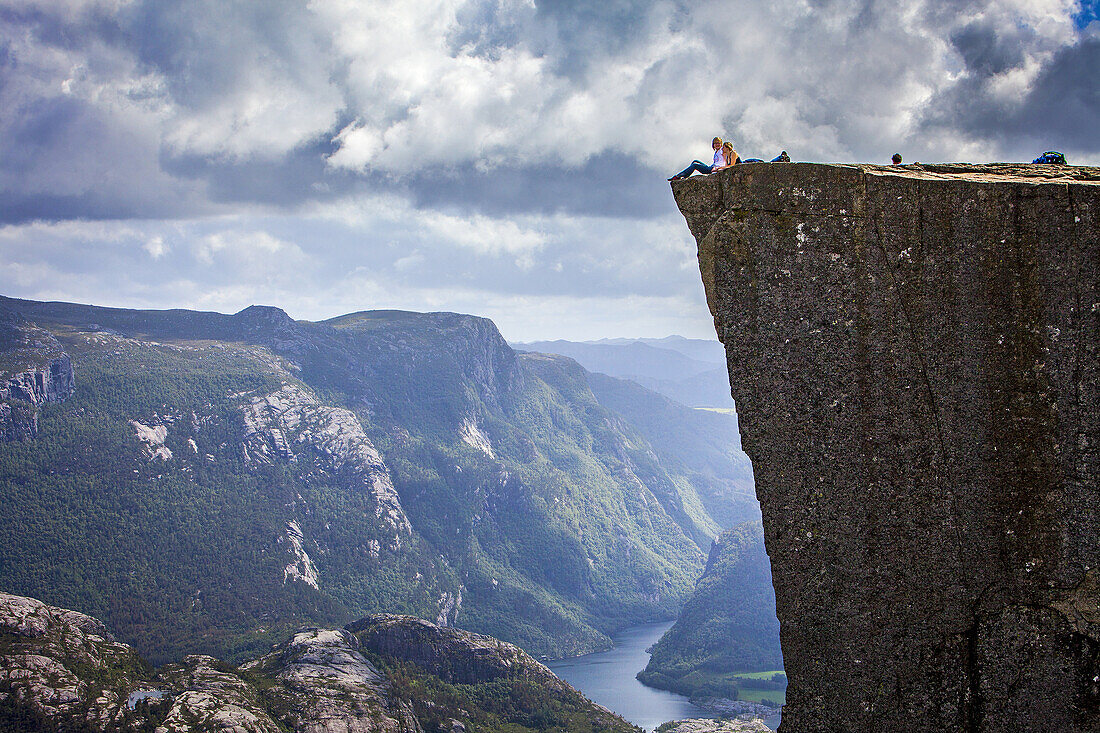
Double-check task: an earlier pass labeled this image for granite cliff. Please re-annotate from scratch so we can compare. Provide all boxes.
[673,163,1100,732]
[0,310,74,440]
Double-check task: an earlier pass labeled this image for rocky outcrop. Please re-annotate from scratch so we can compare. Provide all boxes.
[656,719,771,733]
[0,592,150,729]
[0,313,75,440]
[673,163,1100,732]
[241,382,413,547]
[347,615,634,733]
[156,655,283,733]
[0,592,634,733]
[243,628,421,733]
[131,419,173,461]
[349,614,563,687]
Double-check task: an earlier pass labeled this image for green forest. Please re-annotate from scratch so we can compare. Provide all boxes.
[0,299,760,666]
[637,522,784,705]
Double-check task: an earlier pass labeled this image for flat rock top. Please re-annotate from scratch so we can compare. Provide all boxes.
[677,161,1100,185]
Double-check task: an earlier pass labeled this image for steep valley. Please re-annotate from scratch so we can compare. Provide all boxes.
[0,296,758,667]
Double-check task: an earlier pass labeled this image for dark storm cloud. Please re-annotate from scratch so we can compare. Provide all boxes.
[159,133,357,209]
[950,20,1027,76]
[922,34,1100,156]
[529,0,675,76]
[0,83,209,224]
[407,154,670,219]
[1013,37,1100,151]
[121,0,332,110]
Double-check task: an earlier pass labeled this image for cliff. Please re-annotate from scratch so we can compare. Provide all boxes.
[0,309,75,440]
[672,163,1100,732]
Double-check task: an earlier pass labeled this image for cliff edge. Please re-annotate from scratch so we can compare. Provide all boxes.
[672,163,1100,732]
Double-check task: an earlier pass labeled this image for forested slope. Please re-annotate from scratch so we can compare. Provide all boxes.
[0,296,758,664]
[638,522,783,703]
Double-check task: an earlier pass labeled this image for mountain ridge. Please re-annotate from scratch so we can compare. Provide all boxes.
[0,295,757,665]
[512,338,735,408]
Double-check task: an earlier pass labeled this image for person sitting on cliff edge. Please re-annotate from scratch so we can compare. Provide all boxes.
[668,137,727,180]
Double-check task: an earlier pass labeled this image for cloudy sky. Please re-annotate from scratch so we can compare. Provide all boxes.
[2,0,1097,341]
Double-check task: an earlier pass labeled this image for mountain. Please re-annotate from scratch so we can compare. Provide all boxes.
[587,336,727,365]
[0,590,637,733]
[0,296,758,665]
[585,373,753,530]
[512,338,734,408]
[637,522,783,705]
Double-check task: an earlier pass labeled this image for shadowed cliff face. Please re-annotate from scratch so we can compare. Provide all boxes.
[673,163,1100,733]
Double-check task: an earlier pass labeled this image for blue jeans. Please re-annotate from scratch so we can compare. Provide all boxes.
[673,160,713,178]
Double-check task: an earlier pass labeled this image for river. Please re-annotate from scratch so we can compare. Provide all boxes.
[546,621,780,732]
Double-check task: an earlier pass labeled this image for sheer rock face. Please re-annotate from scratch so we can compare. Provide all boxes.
[672,163,1100,732]
[0,314,75,440]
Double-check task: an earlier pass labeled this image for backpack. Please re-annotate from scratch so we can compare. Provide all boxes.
[771,151,791,162]
[1032,151,1067,164]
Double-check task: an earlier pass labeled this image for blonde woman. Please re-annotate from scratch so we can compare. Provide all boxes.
[715,141,738,170]
[668,137,726,180]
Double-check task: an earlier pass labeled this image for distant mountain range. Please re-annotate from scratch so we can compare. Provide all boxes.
[512,337,735,408]
[0,295,757,666]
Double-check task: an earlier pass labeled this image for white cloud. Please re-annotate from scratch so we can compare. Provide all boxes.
[2,0,1098,341]
[144,236,168,258]
[4,0,1095,205]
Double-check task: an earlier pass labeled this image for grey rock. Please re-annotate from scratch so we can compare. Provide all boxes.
[348,614,565,688]
[656,719,771,733]
[156,655,282,733]
[0,592,147,729]
[240,381,413,553]
[673,163,1100,732]
[0,313,75,440]
[243,628,421,733]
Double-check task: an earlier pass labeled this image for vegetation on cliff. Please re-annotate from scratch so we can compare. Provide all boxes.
[637,522,783,704]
